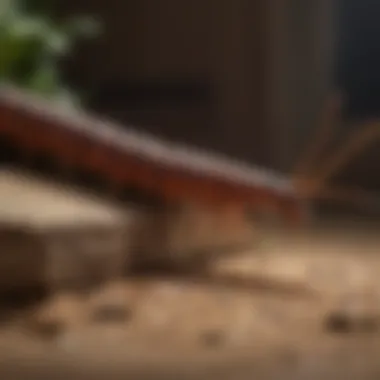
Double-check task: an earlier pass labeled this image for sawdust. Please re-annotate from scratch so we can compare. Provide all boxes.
[1,223,380,379]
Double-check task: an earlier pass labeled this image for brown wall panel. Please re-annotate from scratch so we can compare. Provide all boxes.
[58,0,335,172]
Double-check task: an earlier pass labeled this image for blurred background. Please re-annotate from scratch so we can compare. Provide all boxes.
[59,0,335,172]
[52,0,380,205]
[4,0,380,203]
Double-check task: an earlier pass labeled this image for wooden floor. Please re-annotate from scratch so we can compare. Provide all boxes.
[0,221,380,379]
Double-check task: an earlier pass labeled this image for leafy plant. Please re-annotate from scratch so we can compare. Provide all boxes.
[0,0,101,108]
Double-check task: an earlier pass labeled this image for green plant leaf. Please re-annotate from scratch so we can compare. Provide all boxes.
[0,0,102,103]
[27,60,61,94]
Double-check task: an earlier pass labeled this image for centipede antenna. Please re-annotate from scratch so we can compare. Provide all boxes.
[292,93,342,181]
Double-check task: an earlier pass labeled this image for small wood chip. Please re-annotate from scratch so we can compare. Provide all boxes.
[199,329,225,348]
[91,304,132,323]
[324,311,379,334]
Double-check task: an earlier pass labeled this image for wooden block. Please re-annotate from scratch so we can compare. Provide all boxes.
[0,225,45,290]
[45,225,129,292]
[129,202,256,271]
[0,222,131,293]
